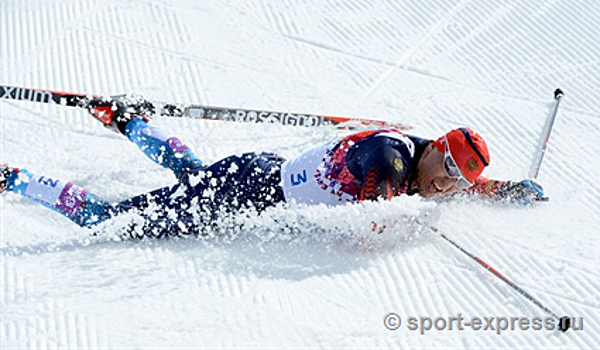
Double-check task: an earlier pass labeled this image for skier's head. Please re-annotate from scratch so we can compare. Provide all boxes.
[417,127,490,197]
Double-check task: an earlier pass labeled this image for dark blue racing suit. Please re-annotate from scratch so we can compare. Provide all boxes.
[6,117,430,237]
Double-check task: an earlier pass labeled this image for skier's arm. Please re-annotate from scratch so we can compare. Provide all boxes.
[467,177,546,204]
[357,146,409,201]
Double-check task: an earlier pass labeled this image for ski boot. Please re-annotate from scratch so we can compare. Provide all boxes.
[86,95,155,135]
[0,164,18,194]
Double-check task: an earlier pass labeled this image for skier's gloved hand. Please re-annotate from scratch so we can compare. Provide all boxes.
[494,179,547,205]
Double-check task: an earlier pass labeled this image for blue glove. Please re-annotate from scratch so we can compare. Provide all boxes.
[522,179,545,201]
[495,179,547,205]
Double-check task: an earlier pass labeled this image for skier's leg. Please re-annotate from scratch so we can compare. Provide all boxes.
[87,98,204,180]
[201,152,286,213]
[110,183,202,238]
[2,166,116,228]
[123,117,204,180]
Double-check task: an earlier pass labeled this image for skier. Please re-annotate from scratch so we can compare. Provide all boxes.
[1,97,545,237]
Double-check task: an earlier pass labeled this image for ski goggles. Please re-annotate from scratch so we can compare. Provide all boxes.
[443,139,473,189]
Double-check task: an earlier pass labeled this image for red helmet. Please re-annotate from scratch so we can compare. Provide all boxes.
[432,128,490,183]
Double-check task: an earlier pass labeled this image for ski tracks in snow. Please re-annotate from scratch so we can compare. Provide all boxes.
[2,0,600,348]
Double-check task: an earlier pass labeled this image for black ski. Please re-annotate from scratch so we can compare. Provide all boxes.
[0,85,95,107]
[1,84,412,130]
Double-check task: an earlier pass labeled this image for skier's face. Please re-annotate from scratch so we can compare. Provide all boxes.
[417,145,461,197]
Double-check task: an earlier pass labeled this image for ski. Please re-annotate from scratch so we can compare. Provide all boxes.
[168,104,412,129]
[0,84,412,130]
[0,85,98,108]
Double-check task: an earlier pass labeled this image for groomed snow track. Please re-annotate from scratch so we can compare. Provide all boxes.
[1,0,599,348]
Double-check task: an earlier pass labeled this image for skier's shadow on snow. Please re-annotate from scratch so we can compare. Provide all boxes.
[132,232,432,280]
[0,224,433,280]
[2,195,440,279]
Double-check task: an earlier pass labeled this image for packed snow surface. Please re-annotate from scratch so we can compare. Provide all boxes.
[1,0,599,348]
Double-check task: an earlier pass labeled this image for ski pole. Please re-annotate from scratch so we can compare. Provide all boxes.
[430,226,571,332]
[529,89,564,179]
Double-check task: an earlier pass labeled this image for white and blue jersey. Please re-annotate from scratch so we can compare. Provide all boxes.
[281,129,429,205]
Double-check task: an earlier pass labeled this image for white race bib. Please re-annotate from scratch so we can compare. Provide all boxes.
[280,142,354,206]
